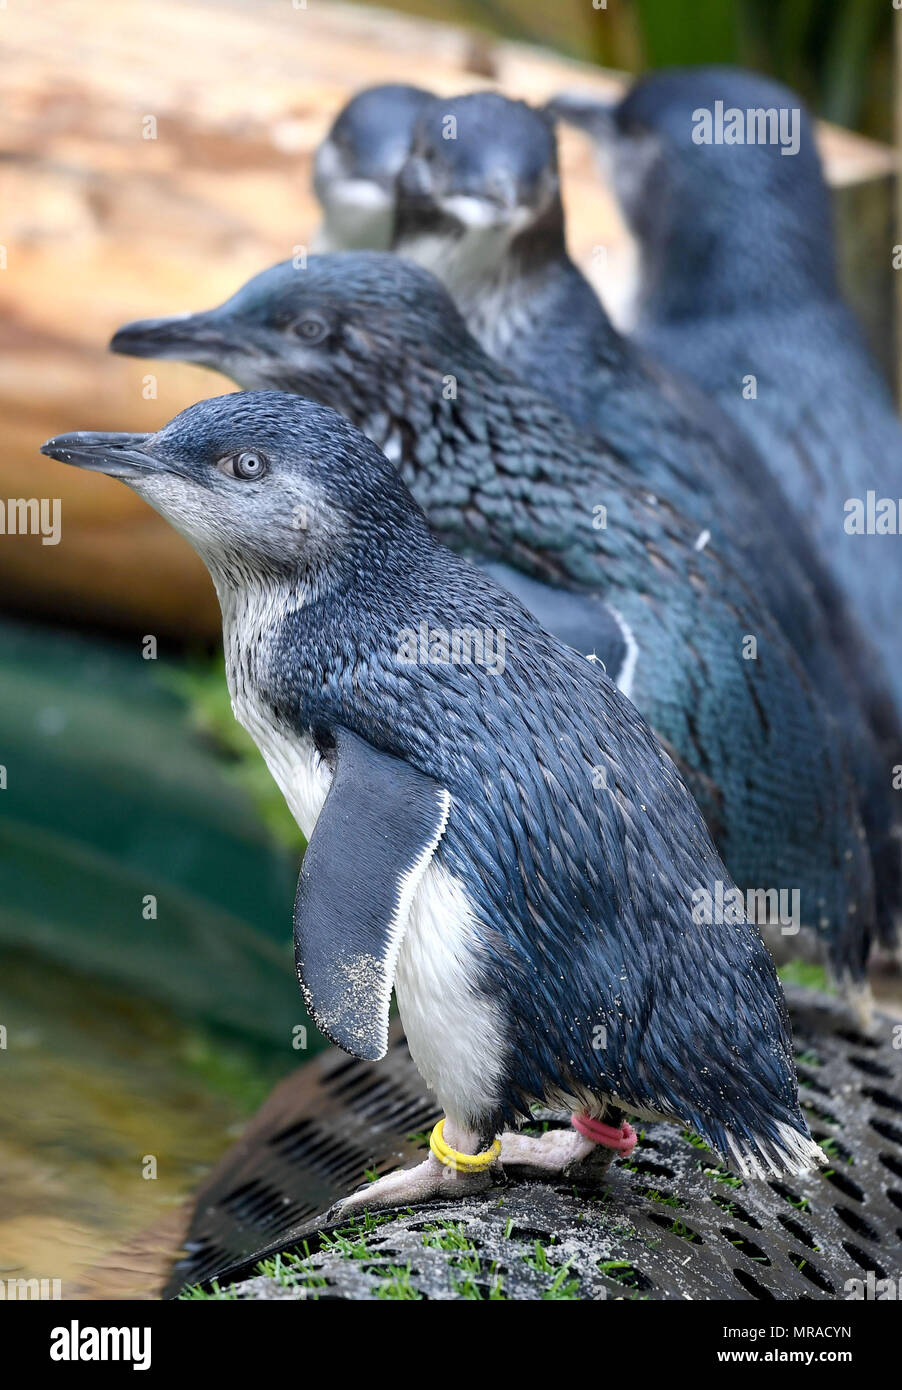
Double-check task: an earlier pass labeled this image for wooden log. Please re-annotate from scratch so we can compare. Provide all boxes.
[0,0,895,638]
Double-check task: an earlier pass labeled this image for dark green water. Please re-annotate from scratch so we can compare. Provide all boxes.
[0,618,324,1297]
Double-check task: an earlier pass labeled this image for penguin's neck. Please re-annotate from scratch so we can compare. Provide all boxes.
[207,545,424,735]
[398,201,635,422]
[397,201,568,363]
[208,567,340,844]
[316,200,394,254]
[212,566,305,713]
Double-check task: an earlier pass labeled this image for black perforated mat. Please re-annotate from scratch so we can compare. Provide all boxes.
[164,987,902,1299]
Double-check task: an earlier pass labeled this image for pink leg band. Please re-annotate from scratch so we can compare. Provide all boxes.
[571,1112,638,1154]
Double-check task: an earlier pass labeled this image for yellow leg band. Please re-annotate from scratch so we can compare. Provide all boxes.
[429,1119,501,1172]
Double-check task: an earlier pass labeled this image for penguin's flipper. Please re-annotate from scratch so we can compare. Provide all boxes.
[478,560,630,685]
[293,726,451,1062]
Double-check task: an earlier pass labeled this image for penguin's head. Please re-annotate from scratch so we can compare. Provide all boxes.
[313,83,433,250]
[41,392,426,583]
[396,91,561,248]
[550,67,834,308]
[109,253,480,445]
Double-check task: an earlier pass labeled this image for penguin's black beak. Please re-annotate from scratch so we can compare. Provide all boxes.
[109,311,233,362]
[39,431,163,478]
[545,92,618,143]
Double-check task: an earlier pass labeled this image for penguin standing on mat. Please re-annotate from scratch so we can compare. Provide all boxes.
[42,393,823,1214]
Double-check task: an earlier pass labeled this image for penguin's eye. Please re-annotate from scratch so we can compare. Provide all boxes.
[217,450,268,481]
[291,314,329,344]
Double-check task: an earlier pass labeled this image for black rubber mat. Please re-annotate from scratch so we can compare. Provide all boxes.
[164,987,902,1299]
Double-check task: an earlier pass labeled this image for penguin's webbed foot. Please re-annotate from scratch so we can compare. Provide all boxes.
[499,1127,617,1180]
[327,1153,493,1222]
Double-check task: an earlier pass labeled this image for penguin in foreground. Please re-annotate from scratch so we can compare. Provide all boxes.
[109,253,883,1015]
[551,66,902,721]
[312,83,433,252]
[41,393,825,1213]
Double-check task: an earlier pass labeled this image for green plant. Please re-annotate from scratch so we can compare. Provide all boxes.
[372,1264,422,1300]
[179,1279,237,1300]
[778,960,832,993]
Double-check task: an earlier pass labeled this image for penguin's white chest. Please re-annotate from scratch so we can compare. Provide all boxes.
[223,618,505,1126]
[394,865,506,1128]
[231,687,332,841]
[220,587,333,842]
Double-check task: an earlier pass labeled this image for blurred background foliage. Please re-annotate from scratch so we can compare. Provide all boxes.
[384,0,896,138]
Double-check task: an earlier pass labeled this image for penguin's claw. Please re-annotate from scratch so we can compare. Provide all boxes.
[328,1154,493,1222]
[499,1127,617,1180]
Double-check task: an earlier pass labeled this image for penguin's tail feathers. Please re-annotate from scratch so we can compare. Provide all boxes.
[721,1122,827,1180]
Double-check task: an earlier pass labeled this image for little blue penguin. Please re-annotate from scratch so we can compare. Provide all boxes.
[551,67,902,727]
[313,83,433,252]
[41,393,825,1212]
[395,90,592,417]
[109,254,881,1013]
[391,89,902,959]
